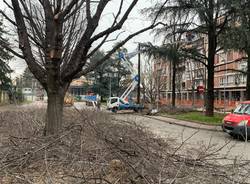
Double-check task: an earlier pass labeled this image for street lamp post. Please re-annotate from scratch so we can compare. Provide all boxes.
[137,43,141,104]
[109,74,112,98]
[31,79,34,101]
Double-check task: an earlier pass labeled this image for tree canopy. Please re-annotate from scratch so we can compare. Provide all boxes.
[0,18,12,90]
[86,50,131,100]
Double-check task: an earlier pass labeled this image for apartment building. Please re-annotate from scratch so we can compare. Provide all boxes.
[214,50,247,101]
[156,33,247,108]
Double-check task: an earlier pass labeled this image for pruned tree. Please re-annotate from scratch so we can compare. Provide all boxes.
[0,0,160,135]
[141,57,163,106]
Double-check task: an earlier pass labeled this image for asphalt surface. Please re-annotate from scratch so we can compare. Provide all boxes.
[70,102,250,161]
[113,113,250,161]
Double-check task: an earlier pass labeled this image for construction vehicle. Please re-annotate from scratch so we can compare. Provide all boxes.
[107,51,143,113]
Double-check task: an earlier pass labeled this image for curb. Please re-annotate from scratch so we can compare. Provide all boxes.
[143,115,222,132]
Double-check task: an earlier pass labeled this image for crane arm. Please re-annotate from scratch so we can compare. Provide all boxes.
[118,51,138,76]
[118,51,141,102]
[120,75,139,101]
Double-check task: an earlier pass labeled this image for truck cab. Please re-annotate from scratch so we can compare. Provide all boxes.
[107,97,143,113]
[107,97,120,111]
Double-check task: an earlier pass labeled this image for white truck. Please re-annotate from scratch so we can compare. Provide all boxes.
[107,51,143,113]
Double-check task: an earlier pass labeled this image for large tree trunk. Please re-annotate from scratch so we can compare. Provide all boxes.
[0,89,2,104]
[246,50,250,100]
[172,61,176,108]
[205,29,216,116]
[205,65,214,116]
[45,90,65,135]
[44,61,68,135]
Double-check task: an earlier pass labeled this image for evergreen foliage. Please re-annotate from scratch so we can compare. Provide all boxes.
[86,50,131,100]
[0,18,12,90]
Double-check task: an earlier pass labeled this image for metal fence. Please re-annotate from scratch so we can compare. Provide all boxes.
[160,99,238,112]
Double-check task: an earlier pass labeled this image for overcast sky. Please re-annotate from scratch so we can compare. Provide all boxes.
[0,0,156,78]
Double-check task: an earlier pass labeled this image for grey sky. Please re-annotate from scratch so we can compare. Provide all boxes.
[0,0,156,78]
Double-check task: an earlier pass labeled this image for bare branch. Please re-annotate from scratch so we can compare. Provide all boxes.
[61,0,85,19]
[105,31,126,43]
[75,22,161,78]
[19,0,44,43]
[0,10,17,26]
[88,0,139,44]
[86,0,91,22]
[86,0,125,58]
[0,43,24,59]
[10,0,47,86]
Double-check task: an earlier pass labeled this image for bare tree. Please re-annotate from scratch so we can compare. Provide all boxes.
[0,0,159,135]
[141,57,165,105]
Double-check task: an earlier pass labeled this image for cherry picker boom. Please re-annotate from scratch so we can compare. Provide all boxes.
[107,51,143,112]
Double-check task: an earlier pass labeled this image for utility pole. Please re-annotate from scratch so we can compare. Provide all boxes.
[109,74,112,98]
[117,61,120,97]
[0,81,2,104]
[31,79,34,101]
[137,43,141,104]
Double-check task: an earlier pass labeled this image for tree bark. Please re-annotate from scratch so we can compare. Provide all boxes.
[44,61,68,135]
[205,29,216,116]
[172,60,176,108]
[0,89,2,104]
[246,50,250,100]
[45,90,65,135]
[205,64,214,116]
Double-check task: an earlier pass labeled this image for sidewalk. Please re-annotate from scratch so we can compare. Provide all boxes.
[146,115,222,132]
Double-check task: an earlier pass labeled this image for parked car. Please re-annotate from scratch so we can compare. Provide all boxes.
[222,101,250,139]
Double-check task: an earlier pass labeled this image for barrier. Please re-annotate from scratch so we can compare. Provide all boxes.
[159,98,238,111]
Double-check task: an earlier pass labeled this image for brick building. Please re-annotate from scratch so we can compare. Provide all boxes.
[68,77,92,96]
[155,34,247,109]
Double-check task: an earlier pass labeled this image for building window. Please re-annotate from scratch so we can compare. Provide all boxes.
[220,77,226,86]
[227,51,234,61]
[239,61,247,72]
[227,75,234,85]
[185,72,190,80]
[182,82,185,89]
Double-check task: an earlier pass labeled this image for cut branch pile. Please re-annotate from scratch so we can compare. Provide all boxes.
[0,108,249,183]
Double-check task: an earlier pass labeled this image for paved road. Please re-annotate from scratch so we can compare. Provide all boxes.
[113,113,250,161]
[71,102,250,161]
